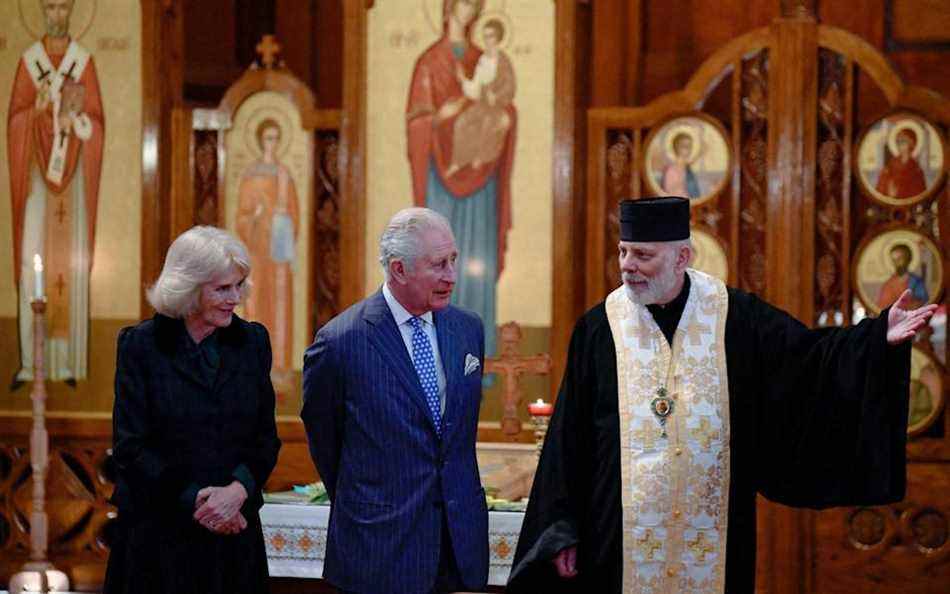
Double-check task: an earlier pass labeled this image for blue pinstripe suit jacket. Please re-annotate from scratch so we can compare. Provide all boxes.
[302,290,489,593]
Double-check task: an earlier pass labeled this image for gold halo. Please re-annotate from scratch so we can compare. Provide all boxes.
[664,124,702,164]
[887,117,926,159]
[472,11,514,52]
[422,0,504,37]
[689,228,729,282]
[908,346,944,437]
[243,106,294,161]
[19,0,97,41]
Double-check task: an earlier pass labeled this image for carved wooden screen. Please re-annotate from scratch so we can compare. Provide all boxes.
[586,14,949,594]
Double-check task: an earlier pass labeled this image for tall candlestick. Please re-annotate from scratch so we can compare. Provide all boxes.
[33,254,44,300]
[8,300,70,593]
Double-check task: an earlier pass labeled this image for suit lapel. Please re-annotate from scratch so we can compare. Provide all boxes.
[363,291,439,434]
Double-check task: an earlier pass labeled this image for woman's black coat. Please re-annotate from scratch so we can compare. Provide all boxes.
[104,313,281,594]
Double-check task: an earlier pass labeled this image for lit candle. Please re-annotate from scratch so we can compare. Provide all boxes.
[527,398,553,417]
[33,254,44,300]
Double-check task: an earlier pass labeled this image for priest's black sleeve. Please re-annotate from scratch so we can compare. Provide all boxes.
[508,318,589,592]
[741,293,911,508]
[509,305,624,592]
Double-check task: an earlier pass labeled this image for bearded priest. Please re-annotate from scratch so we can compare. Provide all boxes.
[507,197,936,594]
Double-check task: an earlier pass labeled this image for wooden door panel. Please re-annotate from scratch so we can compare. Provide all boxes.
[813,463,950,593]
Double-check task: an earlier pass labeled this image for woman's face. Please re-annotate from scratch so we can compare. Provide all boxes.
[451,0,479,27]
[260,126,280,156]
[195,266,246,330]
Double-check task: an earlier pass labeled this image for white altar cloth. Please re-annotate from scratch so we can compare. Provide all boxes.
[260,503,525,586]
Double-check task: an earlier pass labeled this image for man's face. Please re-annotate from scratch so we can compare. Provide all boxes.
[398,226,458,314]
[890,248,911,275]
[619,241,684,305]
[42,0,72,38]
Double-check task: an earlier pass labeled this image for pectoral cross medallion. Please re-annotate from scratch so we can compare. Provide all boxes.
[651,387,675,438]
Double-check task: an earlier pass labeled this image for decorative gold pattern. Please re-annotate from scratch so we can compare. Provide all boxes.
[606,269,731,594]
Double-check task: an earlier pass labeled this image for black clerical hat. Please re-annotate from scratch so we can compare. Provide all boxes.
[619,197,691,242]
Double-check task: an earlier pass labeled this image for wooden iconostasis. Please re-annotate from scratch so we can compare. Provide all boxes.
[1,0,950,591]
[585,10,949,594]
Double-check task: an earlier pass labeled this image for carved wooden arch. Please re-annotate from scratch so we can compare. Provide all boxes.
[215,61,341,132]
[590,27,773,128]
[818,27,950,123]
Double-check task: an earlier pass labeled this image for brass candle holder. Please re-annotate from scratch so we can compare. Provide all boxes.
[527,399,553,459]
[9,299,70,593]
[529,414,550,458]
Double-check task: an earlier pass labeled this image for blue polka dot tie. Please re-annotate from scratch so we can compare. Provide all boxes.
[409,317,442,435]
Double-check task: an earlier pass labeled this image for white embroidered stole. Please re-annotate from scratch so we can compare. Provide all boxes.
[605,269,731,594]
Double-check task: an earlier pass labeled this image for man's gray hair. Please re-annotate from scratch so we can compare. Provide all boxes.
[379,207,453,280]
[146,226,251,318]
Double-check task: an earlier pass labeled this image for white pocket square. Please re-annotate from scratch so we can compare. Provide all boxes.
[464,353,480,376]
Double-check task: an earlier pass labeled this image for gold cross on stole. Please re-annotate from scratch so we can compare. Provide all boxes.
[686,532,716,563]
[685,320,712,346]
[631,420,660,451]
[690,417,718,450]
[636,529,663,561]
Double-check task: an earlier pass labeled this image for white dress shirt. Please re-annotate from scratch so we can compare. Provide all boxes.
[382,283,447,413]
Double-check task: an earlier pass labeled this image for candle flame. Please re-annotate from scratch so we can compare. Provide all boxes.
[33,254,43,272]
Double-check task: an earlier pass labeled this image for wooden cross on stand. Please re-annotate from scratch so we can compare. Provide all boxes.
[255,34,282,69]
[484,322,552,437]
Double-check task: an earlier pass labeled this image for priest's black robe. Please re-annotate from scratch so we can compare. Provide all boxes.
[507,280,910,593]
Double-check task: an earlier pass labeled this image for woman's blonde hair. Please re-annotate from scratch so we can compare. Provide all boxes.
[146,226,251,318]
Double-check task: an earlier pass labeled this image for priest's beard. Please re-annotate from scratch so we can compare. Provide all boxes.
[623,255,680,305]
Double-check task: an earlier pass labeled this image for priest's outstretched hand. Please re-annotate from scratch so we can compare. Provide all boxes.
[886,289,938,345]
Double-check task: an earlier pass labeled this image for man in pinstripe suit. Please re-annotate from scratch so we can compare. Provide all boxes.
[302,207,489,593]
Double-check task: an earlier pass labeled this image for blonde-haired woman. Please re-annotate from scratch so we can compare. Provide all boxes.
[104,226,281,594]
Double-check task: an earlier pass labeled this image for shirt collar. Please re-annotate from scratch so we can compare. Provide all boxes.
[382,283,434,327]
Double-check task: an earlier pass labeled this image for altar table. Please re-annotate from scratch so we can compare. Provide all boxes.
[260,503,525,586]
